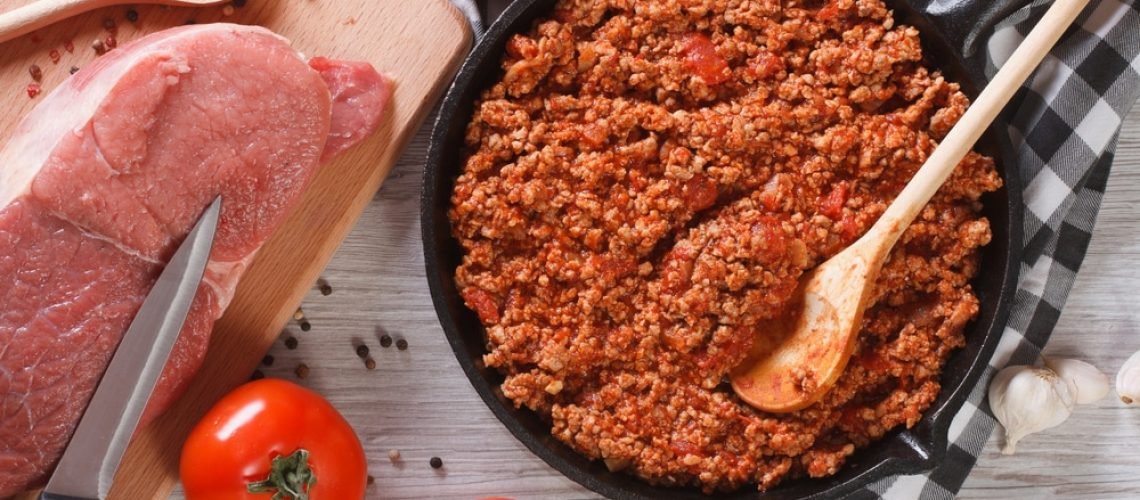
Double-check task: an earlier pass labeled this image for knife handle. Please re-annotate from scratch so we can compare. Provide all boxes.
[39,492,94,500]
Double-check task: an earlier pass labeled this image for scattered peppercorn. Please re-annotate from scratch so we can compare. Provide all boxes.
[319,283,332,296]
[294,363,310,379]
[429,457,443,469]
[49,49,60,64]
[366,475,375,485]
[293,308,305,321]
[232,0,248,7]
[284,336,298,350]
[396,338,408,351]
[300,320,312,332]
[387,449,401,462]
[28,64,42,82]
[64,40,74,53]
[262,355,275,367]
[365,357,376,370]
[69,66,79,75]
[250,370,264,381]
[92,39,106,55]
[26,83,41,98]
[126,9,139,23]
[102,18,116,33]
[356,345,370,358]
[380,334,393,348]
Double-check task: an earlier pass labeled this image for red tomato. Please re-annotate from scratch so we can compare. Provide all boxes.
[180,378,367,500]
[820,181,849,220]
[681,33,730,85]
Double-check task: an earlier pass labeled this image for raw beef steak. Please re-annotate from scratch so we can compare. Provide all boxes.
[0,23,390,496]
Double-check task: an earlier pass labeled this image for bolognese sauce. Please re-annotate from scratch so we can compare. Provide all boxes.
[450,0,1000,492]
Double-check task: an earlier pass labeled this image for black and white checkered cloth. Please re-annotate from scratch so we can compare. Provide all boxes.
[447,0,1140,498]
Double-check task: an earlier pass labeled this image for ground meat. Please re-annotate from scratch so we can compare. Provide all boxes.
[449,0,1001,493]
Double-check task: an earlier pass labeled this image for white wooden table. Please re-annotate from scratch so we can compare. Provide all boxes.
[0,1,1122,499]
[300,1,1140,498]
[185,106,1133,500]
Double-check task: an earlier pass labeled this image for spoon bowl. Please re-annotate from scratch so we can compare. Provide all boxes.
[731,242,875,412]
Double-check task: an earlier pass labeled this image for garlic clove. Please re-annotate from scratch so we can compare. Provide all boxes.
[988,365,1074,455]
[1116,350,1140,406]
[1043,356,1110,405]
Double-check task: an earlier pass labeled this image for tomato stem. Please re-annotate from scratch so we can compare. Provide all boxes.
[247,449,318,500]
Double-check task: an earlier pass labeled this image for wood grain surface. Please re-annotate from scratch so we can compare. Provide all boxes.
[170,100,1140,497]
[0,0,471,498]
[5,1,1137,498]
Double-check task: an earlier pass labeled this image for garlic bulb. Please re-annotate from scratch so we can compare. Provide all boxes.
[1116,350,1140,406]
[988,365,1075,454]
[1043,357,1110,405]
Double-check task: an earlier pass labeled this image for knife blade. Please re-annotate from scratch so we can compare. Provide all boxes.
[40,197,222,500]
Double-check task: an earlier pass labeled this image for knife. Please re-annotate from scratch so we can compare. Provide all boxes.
[40,196,222,500]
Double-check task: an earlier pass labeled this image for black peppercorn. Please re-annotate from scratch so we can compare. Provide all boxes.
[380,334,393,348]
[69,66,79,75]
[356,344,370,358]
[262,354,275,366]
[319,283,332,296]
[429,456,443,469]
[125,9,139,23]
[396,338,408,351]
[284,336,298,349]
[250,370,264,381]
[300,320,311,332]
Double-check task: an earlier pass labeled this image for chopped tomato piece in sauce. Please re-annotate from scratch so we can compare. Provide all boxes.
[681,33,730,85]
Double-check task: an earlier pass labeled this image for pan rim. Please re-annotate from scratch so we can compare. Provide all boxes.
[421,1,1023,497]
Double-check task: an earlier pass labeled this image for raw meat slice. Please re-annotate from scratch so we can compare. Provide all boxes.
[0,23,391,496]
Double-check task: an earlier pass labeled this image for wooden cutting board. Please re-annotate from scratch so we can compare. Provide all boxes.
[0,0,471,498]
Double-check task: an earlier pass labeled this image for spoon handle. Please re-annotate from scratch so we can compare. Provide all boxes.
[866,0,1090,249]
[0,0,118,44]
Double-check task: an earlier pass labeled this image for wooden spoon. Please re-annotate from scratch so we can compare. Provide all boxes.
[0,0,225,44]
[730,0,1090,413]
